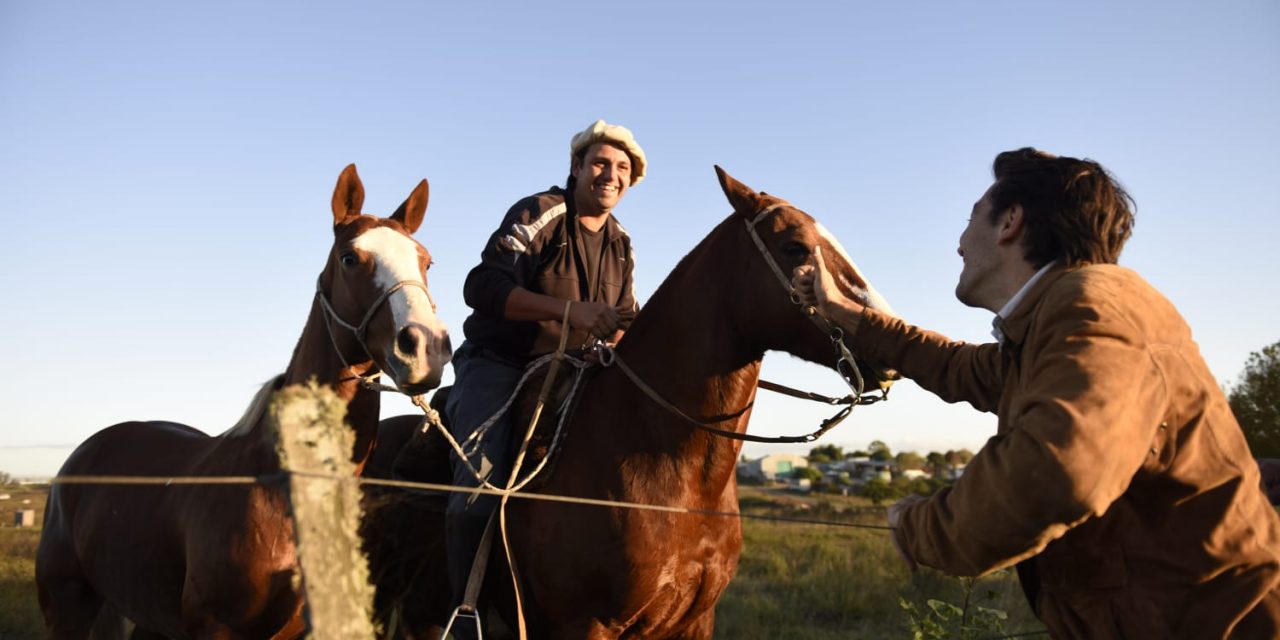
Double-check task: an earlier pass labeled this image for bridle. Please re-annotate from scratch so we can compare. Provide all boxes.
[609,202,887,444]
[314,275,436,390]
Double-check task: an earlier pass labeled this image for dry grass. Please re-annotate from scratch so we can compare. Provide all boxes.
[0,485,1043,638]
[714,486,1040,639]
[1,487,47,639]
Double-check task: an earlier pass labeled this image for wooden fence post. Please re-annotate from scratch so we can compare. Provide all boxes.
[272,381,377,638]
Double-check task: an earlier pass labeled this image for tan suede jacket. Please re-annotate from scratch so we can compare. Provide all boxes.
[853,263,1280,639]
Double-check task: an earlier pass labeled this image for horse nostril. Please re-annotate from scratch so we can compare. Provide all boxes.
[397,325,425,355]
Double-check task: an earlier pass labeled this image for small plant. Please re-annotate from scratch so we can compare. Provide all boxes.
[899,576,1009,639]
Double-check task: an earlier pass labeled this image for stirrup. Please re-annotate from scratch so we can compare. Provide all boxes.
[441,604,484,639]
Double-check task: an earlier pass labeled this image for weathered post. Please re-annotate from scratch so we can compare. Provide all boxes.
[272,381,377,638]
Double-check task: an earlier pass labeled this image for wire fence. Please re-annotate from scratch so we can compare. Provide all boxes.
[41,469,1048,639]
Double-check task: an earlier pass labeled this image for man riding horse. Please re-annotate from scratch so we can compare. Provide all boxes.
[436,120,646,635]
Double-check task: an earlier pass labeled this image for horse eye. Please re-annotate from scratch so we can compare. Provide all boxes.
[782,242,810,258]
[340,251,359,267]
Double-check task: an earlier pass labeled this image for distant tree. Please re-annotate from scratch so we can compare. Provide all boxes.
[1227,340,1280,457]
[955,449,975,465]
[868,440,893,462]
[807,444,844,464]
[862,479,893,505]
[895,451,925,471]
[926,451,947,473]
[793,466,824,483]
[892,476,937,498]
[0,470,10,486]
[847,450,870,459]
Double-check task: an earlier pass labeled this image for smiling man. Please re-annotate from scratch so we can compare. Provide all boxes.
[794,148,1280,638]
[441,120,645,629]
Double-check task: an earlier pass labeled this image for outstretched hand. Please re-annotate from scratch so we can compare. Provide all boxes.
[792,246,861,319]
[887,494,925,572]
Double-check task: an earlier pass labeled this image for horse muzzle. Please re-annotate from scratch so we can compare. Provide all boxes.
[385,322,452,394]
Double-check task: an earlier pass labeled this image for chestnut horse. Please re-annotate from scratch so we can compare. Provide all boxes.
[366,166,894,639]
[36,164,452,639]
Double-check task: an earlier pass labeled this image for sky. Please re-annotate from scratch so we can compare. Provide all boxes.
[2,1,1278,478]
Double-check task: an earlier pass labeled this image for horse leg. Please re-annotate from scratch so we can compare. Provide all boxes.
[672,610,716,640]
[39,585,102,639]
[550,619,619,640]
[37,548,103,639]
[127,625,169,640]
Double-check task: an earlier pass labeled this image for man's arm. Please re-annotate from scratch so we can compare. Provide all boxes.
[462,197,624,339]
[503,287,622,340]
[794,248,1005,412]
[895,291,1166,576]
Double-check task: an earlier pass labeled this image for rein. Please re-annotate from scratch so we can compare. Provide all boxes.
[605,204,888,444]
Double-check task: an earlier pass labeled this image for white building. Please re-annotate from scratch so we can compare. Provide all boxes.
[738,453,809,482]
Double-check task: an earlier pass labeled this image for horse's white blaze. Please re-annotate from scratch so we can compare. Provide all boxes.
[353,227,439,331]
[815,222,896,317]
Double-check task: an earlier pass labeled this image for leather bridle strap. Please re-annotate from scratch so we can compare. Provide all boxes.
[313,277,432,388]
[605,204,889,444]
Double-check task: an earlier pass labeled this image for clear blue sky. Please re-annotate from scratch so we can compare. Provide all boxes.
[2,1,1278,477]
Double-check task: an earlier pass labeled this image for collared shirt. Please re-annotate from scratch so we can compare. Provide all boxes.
[992,261,1057,343]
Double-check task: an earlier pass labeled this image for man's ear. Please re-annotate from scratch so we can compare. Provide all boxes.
[996,204,1025,246]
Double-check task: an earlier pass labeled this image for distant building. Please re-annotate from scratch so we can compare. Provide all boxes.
[840,457,894,483]
[900,469,930,481]
[738,453,809,482]
[14,509,35,527]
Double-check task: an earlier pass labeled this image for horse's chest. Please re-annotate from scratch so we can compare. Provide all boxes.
[619,518,739,633]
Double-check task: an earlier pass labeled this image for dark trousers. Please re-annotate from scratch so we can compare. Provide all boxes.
[442,342,523,619]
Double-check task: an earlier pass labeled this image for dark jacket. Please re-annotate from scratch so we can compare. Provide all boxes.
[462,186,639,363]
[854,263,1280,639]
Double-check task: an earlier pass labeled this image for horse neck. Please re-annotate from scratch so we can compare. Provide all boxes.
[608,225,762,482]
[214,298,382,473]
[286,299,382,467]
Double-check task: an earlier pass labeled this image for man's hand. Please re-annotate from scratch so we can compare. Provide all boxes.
[887,494,926,572]
[791,246,863,320]
[1258,459,1280,506]
[568,301,623,339]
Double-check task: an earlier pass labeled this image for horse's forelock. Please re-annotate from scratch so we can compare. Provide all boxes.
[814,221,896,317]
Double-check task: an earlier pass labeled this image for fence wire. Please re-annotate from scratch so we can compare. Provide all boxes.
[44,471,1049,639]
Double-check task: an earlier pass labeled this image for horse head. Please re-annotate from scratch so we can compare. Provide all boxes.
[715,165,897,389]
[319,164,452,394]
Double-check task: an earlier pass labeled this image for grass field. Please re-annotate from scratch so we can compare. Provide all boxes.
[717,487,1041,639]
[0,484,1043,638]
[1,487,46,640]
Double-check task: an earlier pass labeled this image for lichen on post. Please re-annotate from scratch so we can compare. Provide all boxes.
[271,381,376,638]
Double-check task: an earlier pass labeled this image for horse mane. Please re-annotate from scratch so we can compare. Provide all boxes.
[221,374,287,438]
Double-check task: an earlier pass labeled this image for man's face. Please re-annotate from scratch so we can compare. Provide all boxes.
[955,184,1004,310]
[571,143,632,215]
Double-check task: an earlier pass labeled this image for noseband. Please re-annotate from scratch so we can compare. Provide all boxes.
[314,276,436,387]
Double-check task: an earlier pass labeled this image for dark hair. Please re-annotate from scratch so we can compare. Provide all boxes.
[989,147,1135,268]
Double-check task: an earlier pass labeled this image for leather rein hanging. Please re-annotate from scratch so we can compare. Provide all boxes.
[607,203,887,444]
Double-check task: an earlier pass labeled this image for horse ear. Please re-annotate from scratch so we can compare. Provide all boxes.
[715,165,762,217]
[390,178,429,234]
[332,164,365,227]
